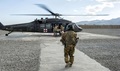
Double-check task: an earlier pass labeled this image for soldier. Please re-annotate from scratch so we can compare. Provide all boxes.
[53,25,58,36]
[53,24,62,36]
[60,24,79,67]
[60,25,64,34]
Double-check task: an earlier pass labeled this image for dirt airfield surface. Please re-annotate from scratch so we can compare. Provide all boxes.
[77,29,120,71]
[0,30,41,71]
[0,29,120,71]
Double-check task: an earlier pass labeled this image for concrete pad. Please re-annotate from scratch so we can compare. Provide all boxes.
[39,37,110,71]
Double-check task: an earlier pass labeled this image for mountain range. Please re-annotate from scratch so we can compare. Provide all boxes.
[76,17,120,25]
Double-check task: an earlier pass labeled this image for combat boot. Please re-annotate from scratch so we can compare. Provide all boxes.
[65,62,71,68]
[69,63,72,67]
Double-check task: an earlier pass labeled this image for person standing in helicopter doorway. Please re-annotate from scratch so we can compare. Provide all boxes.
[60,24,64,35]
[60,23,79,67]
[53,24,58,36]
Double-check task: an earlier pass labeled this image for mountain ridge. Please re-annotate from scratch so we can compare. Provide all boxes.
[76,17,120,25]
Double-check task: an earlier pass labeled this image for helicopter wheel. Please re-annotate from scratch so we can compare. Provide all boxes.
[5,34,8,36]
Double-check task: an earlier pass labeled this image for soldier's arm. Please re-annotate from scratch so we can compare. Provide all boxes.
[74,32,77,38]
[75,33,79,39]
[74,32,79,45]
[60,33,66,45]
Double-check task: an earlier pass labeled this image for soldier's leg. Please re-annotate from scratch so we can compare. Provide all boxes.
[64,47,69,63]
[69,45,75,66]
[54,31,58,36]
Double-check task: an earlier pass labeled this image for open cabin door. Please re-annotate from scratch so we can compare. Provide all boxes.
[39,23,53,33]
[35,20,53,33]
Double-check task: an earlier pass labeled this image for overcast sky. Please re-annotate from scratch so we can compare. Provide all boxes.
[0,0,120,25]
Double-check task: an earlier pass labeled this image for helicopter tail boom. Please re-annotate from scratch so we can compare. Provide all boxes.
[0,22,4,30]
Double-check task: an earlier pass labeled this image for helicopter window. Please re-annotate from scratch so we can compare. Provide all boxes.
[74,23,82,30]
[40,24,45,28]
[65,25,69,31]
[65,23,73,31]
[46,23,52,29]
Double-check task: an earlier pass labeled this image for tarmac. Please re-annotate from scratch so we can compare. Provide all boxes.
[0,31,114,71]
[39,34,111,71]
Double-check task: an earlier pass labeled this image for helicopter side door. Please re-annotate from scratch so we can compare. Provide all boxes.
[39,24,45,32]
[39,23,52,33]
[45,23,53,32]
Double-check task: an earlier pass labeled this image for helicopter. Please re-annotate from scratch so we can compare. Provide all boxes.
[0,4,108,36]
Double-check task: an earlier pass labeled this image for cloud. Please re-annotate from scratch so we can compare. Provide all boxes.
[85,0,120,14]
[86,5,105,14]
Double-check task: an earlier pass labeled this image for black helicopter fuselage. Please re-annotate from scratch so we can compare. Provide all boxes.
[0,18,82,36]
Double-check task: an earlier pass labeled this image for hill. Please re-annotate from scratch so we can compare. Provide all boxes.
[76,17,120,25]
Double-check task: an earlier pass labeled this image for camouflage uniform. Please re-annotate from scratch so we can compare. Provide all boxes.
[53,25,58,36]
[60,25,64,35]
[53,25,61,36]
[61,30,77,66]
[60,25,64,32]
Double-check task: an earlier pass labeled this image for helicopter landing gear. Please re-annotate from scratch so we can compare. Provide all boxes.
[5,31,13,36]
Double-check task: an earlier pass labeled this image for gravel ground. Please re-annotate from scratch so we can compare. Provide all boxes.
[82,29,120,36]
[0,30,8,35]
[0,29,120,71]
[0,36,41,71]
[76,29,120,71]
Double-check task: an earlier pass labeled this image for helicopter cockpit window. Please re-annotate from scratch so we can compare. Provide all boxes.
[65,23,74,31]
[73,23,82,32]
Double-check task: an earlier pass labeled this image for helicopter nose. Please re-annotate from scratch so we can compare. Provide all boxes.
[72,23,82,32]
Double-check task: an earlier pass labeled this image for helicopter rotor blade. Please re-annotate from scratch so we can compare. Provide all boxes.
[35,4,56,16]
[11,14,53,16]
[60,14,109,16]
[35,4,109,16]
[11,14,109,16]
[11,4,109,17]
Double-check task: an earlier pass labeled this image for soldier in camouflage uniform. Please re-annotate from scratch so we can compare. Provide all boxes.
[60,24,78,67]
[53,25,58,36]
